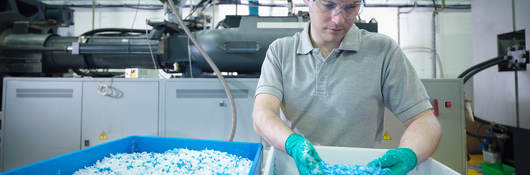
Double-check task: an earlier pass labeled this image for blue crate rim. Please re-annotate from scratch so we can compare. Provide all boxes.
[3,135,262,175]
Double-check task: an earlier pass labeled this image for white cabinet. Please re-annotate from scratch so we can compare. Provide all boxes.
[2,79,82,171]
[162,78,260,143]
[81,80,159,148]
[1,78,260,171]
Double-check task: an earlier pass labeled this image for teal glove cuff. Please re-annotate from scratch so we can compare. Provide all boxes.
[285,133,304,157]
[284,133,323,175]
[368,148,418,175]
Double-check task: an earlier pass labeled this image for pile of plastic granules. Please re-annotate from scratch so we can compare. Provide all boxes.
[320,161,391,175]
[73,148,252,175]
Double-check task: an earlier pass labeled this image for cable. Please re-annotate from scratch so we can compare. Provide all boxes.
[466,131,508,140]
[215,19,228,29]
[131,0,141,29]
[457,57,503,79]
[73,69,116,77]
[80,28,149,36]
[184,0,210,19]
[145,22,159,72]
[166,0,238,141]
[432,0,438,11]
[187,37,194,78]
[54,4,164,10]
[462,58,505,83]
[73,70,123,98]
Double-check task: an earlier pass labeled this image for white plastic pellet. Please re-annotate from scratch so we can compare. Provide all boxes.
[73,148,253,175]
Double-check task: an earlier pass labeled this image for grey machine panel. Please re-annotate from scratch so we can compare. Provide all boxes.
[2,78,83,171]
[376,79,466,174]
[81,79,159,148]
[162,78,260,143]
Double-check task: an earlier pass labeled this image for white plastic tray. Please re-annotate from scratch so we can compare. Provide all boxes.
[262,146,460,175]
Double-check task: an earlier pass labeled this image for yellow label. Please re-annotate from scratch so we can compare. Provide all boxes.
[99,131,108,140]
[383,131,391,140]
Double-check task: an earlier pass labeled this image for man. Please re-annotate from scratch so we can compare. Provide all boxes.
[252,0,442,174]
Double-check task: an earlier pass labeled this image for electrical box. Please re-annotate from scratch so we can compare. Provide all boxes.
[376,79,466,174]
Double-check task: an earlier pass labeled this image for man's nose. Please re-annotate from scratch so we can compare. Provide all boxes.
[331,9,346,24]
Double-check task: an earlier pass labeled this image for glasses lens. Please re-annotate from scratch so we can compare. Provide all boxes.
[316,0,336,11]
[315,0,362,19]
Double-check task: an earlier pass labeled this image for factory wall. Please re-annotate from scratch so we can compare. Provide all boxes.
[472,0,530,129]
[66,4,472,80]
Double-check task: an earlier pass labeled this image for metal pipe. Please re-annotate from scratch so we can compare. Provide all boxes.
[432,13,437,78]
[512,0,520,129]
[365,4,469,9]
[396,2,416,46]
[514,66,520,129]
[397,7,400,46]
[432,0,437,78]
[51,2,469,9]
[92,0,96,31]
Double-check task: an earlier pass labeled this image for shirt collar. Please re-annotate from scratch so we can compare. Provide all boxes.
[297,22,314,54]
[296,22,362,54]
[338,24,361,51]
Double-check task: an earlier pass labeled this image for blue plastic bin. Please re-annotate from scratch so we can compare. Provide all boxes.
[2,135,262,175]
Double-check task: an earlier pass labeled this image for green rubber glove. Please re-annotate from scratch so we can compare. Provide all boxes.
[368,148,418,175]
[285,133,324,175]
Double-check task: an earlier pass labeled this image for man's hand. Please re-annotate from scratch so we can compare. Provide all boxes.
[285,133,324,175]
[368,148,417,175]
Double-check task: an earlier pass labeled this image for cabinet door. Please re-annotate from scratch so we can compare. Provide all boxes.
[163,79,260,143]
[376,79,465,174]
[81,80,159,148]
[3,79,82,171]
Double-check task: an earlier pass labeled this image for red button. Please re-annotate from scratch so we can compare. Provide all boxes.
[445,101,452,108]
[432,99,439,117]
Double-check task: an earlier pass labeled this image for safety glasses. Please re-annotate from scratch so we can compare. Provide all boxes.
[313,0,363,19]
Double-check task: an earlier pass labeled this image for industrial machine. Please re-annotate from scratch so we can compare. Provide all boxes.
[0,0,377,78]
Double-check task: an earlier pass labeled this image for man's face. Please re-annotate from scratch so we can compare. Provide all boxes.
[306,0,362,44]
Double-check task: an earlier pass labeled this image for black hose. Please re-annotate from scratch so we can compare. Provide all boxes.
[458,57,504,79]
[474,115,495,125]
[462,58,506,83]
[81,28,150,36]
[466,131,507,140]
[73,69,116,77]
[215,19,227,29]
[473,115,510,131]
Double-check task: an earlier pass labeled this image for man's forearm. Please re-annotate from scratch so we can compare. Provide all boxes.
[399,110,442,164]
[252,94,294,152]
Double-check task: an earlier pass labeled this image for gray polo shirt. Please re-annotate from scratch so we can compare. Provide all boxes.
[255,23,432,147]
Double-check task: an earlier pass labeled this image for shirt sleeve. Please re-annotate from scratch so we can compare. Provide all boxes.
[255,40,284,102]
[381,40,432,122]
